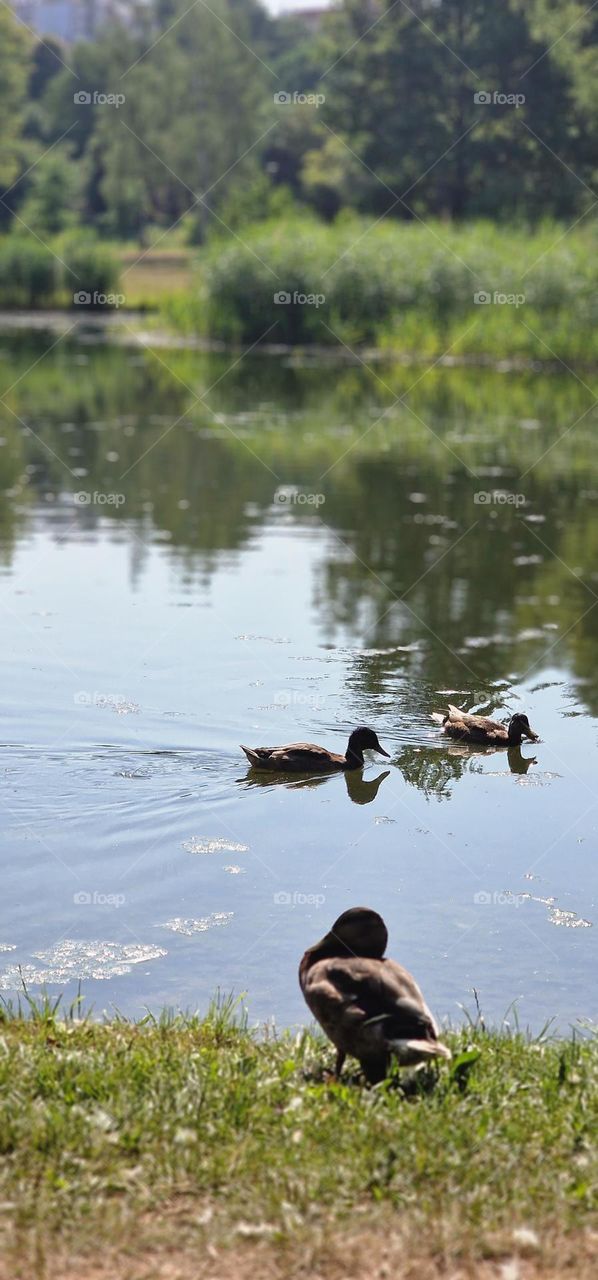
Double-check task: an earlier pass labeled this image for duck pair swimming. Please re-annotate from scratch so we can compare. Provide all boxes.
[241,708,539,773]
[300,907,450,1082]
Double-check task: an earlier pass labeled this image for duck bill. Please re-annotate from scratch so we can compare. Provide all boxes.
[524,727,539,742]
[376,743,391,758]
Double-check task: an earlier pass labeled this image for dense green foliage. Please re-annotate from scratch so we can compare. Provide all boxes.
[1,1,598,338]
[0,999,595,1259]
[0,9,30,195]
[0,234,118,307]
[2,0,598,242]
[162,217,598,358]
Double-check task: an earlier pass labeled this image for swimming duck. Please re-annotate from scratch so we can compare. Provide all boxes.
[299,907,451,1083]
[432,705,538,746]
[240,725,390,773]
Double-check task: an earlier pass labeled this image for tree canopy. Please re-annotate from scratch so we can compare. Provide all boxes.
[1,0,597,239]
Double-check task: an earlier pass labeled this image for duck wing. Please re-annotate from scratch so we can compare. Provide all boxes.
[446,705,502,732]
[438,706,507,743]
[432,706,488,729]
[241,742,344,771]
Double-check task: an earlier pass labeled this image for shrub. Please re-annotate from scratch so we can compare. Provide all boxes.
[57,231,119,302]
[161,216,598,361]
[0,231,118,307]
[0,236,59,306]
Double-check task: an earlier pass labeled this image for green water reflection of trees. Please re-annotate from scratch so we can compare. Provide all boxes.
[1,331,598,712]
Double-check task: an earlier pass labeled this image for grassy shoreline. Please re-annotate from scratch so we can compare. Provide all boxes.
[158,217,598,364]
[3,219,598,367]
[1,1000,596,1277]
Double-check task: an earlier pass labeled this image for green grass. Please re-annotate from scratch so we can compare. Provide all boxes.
[0,993,596,1272]
[160,216,598,363]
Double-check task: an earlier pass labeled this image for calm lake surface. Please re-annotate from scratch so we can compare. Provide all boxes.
[0,317,596,1034]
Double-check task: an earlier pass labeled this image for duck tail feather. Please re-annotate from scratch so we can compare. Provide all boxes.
[389,1037,452,1062]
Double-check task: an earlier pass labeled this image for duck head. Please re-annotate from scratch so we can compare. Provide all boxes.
[507,713,538,745]
[346,726,390,763]
[303,907,388,966]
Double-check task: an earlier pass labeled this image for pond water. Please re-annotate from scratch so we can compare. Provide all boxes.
[0,317,596,1034]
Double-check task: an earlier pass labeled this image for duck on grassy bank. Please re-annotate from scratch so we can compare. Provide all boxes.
[299,907,451,1083]
[432,706,538,746]
[240,726,390,773]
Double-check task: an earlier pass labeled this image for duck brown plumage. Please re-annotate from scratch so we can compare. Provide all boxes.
[432,705,538,746]
[240,726,390,773]
[299,907,451,1082]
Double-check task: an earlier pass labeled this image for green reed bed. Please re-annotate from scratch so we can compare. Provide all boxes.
[161,217,598,362]
[0,994,595,1263]
[0,233,118,308]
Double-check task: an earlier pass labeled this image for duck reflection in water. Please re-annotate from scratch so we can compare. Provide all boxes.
[240,767,391,805]
[446,743,537,775]
[399,741,536,799]
[344,768,391,803]
[507,745,537,775]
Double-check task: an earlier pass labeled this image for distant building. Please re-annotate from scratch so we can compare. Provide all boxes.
[11,0,127,41]
[278,5,333,33]
[11,0,337,43]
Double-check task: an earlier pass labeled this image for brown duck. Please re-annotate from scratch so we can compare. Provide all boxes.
[432,705,538,746]
[240,726,390,773]
[299,907,451,1083]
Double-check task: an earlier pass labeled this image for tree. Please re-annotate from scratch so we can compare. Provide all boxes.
[313,0,591,220]
[29,36,65,102]
[0,8,30,200]
[18,147,83,235]
[95,0,268,239]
